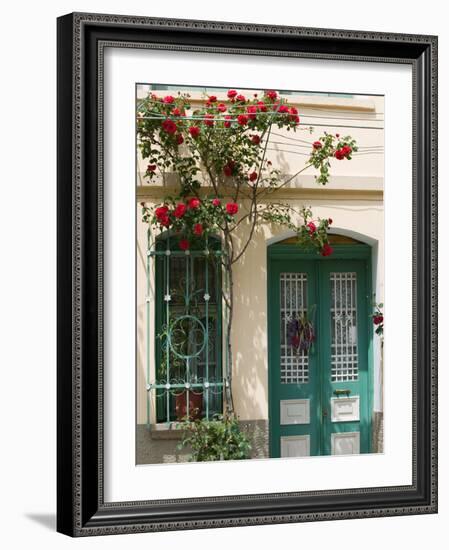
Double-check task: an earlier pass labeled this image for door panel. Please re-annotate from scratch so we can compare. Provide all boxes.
[269,261,321,457]
[269,256,371,458]
[319,261,370,455]
[331,432,360,455]
[281,435,310,457]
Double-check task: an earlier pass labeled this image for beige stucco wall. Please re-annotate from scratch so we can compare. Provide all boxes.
[136,89,384,425]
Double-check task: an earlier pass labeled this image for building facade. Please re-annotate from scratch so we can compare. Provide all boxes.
[135,88,384,464]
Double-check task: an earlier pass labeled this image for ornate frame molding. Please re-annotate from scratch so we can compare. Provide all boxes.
[57,12,437,536]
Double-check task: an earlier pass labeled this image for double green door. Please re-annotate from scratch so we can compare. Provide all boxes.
[268,253,372,457]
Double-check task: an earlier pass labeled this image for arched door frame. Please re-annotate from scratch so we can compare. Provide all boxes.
[266,237,375,457]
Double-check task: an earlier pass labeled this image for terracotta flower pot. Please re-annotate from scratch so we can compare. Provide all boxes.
[175,390,203,421]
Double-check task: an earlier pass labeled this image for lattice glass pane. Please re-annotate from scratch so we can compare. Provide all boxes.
[330,272,358,382]
[280,273,309,384]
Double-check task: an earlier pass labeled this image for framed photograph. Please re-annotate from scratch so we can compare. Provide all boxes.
[57,12,438,536]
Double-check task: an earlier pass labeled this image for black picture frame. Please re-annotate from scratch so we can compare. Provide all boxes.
[57,12,438,536]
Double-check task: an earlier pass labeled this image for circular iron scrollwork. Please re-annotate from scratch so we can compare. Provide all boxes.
[167,315,207,359]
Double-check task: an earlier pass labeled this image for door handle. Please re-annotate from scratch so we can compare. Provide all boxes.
[333,389,351,397]
[322,408,328,418]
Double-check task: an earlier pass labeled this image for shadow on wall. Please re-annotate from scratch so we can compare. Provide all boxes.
[231,220,270,421]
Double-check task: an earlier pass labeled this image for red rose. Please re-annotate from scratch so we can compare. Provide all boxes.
[224,115,232,128]
[226,202,239,215]
[265,90,278,101]
[334,148,346,160]
[208,95,217,103]
[373,315,384,325]
[163,95,175,104]
[212,198,221,207]
[155,205,169,219]
[227,89,238,99]
[328,218,333,225]
[147,164,157,172]
[174,203,187,218]
[172,107,181,116]
[223,165,233,177]
[189,126,200,138]
[342,145,352,156]
[162,119,177,134]
[320,243,334,257]
[193,223,204,236]
[159,215,171,227]
[237,114,248,126]
[217,103,227,112]
[236,94,246,102]
[289,107,300,123]
[179,239,190,251]
[336,133,340,138]
[204,113,214,127]
[247,105,258,120]
[257,101,268,112]
[278,104,289,114]
[223,160,235,177]
[251,135,261,145]
[249,171,258,182]
[188,197,201,209]
[312,141,322,149]
[307,221,317,234]
[176,134,184,145]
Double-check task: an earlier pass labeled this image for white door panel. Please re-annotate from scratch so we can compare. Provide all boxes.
[331,396,360,422]
[281,435,310,457]
[331,432,360,455]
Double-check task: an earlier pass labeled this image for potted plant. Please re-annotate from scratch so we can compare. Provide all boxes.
[174,389,203,422]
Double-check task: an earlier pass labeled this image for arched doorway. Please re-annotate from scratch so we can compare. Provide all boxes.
[267,235,373,457]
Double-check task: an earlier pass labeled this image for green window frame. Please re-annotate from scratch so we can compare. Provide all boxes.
[149,231,224,424]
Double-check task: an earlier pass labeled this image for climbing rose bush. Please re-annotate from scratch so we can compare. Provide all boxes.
[137,88,357,415]
[262,205,334,256]
[138,89,302,197]
[137,89,353,256]
[141,196,239,250]
[309,132,358,185]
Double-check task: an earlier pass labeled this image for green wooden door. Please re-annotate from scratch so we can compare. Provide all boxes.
[268,246,372,458]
